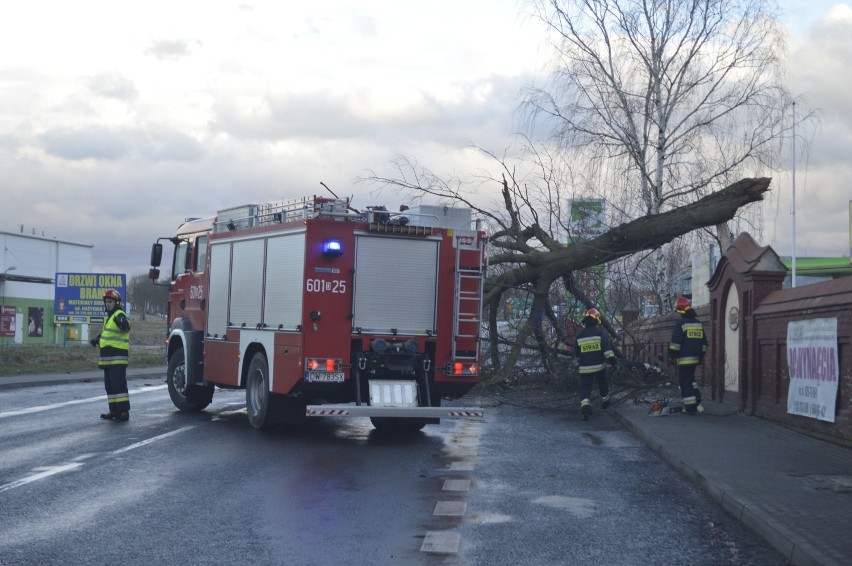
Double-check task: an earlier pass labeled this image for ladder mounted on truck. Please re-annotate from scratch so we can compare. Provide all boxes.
[452,223,485,366]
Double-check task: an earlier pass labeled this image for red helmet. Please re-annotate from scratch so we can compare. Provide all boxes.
[675,296,691,313]
[583,308,601,324]
[103,289,122,303]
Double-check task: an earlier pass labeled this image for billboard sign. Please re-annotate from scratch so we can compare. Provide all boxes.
[568,199,607,314]
[27,307,44,337]
[568,198,606,241]
[1,305,15,337]
[54,273,126,320]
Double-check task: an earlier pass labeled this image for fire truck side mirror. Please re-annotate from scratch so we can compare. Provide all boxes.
[150,243,163,267]
[148,268,161,281]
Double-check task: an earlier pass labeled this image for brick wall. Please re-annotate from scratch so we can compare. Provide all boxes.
[747,278,852,446]
[625,233,852,447]
[622,305,711,386]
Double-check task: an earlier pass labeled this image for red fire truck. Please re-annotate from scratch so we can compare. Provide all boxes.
[149,196,485,430]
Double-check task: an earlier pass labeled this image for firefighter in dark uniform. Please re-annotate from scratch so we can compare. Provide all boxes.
[90,289,132,421]
[668,296,707,415]
[574,308,617,421]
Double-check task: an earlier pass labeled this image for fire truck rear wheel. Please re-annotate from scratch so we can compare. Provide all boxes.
[246,352,272,429]
[167,348,212,412]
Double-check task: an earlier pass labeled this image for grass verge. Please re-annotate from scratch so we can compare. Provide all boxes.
[0,319,167,376]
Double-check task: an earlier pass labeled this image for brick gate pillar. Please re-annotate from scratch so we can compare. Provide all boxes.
[707,233,786,411]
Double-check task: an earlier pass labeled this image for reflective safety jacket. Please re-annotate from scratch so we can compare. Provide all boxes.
[98,308,131,367]
[574,325,615,374]
[669,310,707,366]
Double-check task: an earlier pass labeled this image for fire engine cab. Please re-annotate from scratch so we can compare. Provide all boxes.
[149,195,485,430]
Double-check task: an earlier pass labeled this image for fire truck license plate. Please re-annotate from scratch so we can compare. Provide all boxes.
[305,372,345,383]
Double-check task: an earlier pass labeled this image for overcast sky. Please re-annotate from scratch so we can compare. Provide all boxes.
[1,1,849,278]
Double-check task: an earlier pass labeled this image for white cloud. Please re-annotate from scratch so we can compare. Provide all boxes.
[145,39,199,61]
[87,72,139,101]
[0,0,849,278]
[765,2,852,259]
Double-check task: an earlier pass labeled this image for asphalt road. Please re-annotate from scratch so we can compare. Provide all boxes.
[0,378,785,565]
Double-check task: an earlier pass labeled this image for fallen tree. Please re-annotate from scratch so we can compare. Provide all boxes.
[484,177,771,381]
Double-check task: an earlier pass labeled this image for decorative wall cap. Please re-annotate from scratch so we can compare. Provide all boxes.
[708,232,787,291]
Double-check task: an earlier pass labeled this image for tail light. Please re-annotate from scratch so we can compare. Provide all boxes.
[306,358,341,372]
[446,362,478,376]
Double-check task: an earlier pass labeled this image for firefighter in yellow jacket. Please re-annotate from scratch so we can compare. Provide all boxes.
[669,296,707,415]
[90,289,131,421]
[573,308,617,421]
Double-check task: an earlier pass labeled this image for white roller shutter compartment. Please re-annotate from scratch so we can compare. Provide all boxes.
[264,232,306,330]
[353,236,438,334]
[207,242,231,338]
[229,239,265,327]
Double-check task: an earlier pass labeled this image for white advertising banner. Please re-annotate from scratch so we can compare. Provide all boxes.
[786,318,839,422]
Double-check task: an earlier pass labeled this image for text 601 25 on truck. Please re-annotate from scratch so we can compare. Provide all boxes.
[149,196,486,431]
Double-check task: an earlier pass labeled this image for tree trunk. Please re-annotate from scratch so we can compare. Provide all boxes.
[484,177,771,377]
[485,178,770,304]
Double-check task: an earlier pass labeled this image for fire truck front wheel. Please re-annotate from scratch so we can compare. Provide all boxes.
[246,352,272,429]
[167,348,213,412]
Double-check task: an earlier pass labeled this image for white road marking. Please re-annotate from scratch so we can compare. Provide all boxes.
[434,501,466,516]
[0,463,83,494]
[420,531,461,554]
[442,479,471,491]
[446,461,475,471]
[111,426,195,454]
[72,453,98,462]
[0,385,168,419]
[421,421,484,555]
[0,426,196,493]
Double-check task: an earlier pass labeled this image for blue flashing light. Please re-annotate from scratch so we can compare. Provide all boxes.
[322,239,343,257]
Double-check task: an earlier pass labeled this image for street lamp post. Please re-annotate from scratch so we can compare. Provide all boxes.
[2,266,18,344]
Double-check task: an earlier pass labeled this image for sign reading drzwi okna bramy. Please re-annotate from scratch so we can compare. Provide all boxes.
[54,273,126,323]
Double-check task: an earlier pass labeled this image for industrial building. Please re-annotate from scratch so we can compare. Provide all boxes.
[1,230,94,344]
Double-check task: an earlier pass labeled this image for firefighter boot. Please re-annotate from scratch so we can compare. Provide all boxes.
[581,400,593,421]
[100,412,119,420]
[692,382,704,413]
[116,412,130,422]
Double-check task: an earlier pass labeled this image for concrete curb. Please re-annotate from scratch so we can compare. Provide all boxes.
[611,408,833,566]
[0,366,167,389]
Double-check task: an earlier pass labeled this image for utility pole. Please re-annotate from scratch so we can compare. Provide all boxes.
[791,101,797,288]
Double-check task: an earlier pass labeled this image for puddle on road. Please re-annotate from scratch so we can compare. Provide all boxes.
[798,475,852,493]
[581,430,643,448]
[533,495,597,518]
[432,420,483,463]
[466,511,513,524]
